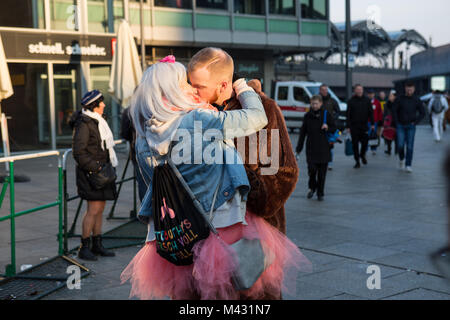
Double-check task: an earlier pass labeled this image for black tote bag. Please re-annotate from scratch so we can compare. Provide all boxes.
[152,163,211,266]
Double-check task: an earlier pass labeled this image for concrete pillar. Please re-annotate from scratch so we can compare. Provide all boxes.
[264,56,275,98]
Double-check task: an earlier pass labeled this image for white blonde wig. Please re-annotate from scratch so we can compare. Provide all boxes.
[130,61,203,137]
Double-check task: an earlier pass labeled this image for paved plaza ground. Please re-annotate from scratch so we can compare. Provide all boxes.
[1,125,450,300]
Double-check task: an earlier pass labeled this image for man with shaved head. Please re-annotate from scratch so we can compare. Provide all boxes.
[188,48,300,300]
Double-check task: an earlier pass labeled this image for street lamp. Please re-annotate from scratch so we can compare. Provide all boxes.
[345,0,353,102]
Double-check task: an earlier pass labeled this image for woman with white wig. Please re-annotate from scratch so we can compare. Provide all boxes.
[120,54,311,300]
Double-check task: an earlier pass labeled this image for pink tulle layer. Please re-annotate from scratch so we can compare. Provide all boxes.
[120,211,312,300]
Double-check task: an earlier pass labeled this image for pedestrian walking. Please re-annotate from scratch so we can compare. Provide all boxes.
[320,84,340,171]
[428,90,449,142]
[346,84,375,169]
[382,90,398,155]
[392,82,426,173]
[378,91,387,113]
[69,90,117,261]
[367,89,383,155]
[296,95,336,201]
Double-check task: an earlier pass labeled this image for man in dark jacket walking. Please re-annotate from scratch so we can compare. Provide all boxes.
[320,84,340,170]
[296,95,336,201]
[392,82,426,173]
[346,84,375,169]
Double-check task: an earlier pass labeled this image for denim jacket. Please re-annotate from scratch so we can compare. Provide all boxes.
[135,90,268,228]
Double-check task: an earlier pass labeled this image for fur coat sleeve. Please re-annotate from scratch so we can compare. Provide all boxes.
[226,80,299,233]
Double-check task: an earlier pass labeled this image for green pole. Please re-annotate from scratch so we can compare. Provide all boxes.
[62,167,68,254]
[6,161,16,276]
[58,165,63,256]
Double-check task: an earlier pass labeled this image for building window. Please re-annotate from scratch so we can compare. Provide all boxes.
[0,0,45,29]
[87,0,124,33]
[50,0,80,31]
[155,0,192,9]
[301,0,328,20]
[269,0,295,16]
[196,0,228,10]
[2,63,50,151]
[234,0,265,15]
[90,65,119,137]
[53,64,80,145]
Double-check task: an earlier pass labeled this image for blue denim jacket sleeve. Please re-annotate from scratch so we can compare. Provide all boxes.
[192,90,268,139]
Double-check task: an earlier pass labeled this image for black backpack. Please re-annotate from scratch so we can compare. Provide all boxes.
[152,161,214,266]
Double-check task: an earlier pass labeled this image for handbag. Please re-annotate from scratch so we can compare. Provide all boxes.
[167,158,266,291]
[345,133,354,156]
[368,126,380,147]
[323,110,342,143]
[86,162,117,190]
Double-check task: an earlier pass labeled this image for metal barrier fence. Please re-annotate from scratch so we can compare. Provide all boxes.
[0,151,63,277]
[0,140,141,281]
[61,139,138,254]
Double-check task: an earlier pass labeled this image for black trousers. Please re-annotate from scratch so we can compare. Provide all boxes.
[384,138,398,154]
[308,162,328,197]
[350,126,369,163]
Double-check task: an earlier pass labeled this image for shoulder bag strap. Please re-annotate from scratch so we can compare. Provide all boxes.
[167,143,223,235]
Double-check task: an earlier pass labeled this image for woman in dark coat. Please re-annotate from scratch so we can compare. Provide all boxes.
[296,95,336,201]
[69,90,117,261]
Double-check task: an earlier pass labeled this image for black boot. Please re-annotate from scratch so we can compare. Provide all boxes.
[91,235,115,257]
[78,237,98,261]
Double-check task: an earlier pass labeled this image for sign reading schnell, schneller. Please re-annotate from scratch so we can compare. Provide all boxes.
[28,42,106,56]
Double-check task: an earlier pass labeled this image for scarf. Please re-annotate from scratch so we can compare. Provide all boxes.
[82,109,118,167]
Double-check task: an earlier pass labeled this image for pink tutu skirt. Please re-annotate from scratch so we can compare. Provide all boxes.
[120,211,312,300]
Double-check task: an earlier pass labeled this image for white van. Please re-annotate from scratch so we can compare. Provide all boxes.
[274,81,347,131]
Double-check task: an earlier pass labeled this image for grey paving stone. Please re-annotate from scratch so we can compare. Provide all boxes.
[287,281,345,300]
[382,288,450,300]
[372,252,440,275]
[4,126,450,300]
[325,293,366,300]
[319,242,401,261]
[385,238,445,256]
[383,271,450,295]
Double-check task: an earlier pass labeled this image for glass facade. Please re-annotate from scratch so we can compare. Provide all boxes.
[0,1,331,150]
[269,0,295,15]
[155,0,192,9]
[50,0,79,31]
[234,0,265,15]
[196,0,228,10]
[87,0,124,33]
[2,63,50,151]
[301,0,328,20]
[0,0,45,29]
[89,65,119,138]
[53,64,79,145]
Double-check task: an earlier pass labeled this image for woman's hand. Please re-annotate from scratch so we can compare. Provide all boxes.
[322,124,329,131]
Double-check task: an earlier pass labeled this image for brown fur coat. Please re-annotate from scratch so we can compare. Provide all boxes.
[225,80,299,234]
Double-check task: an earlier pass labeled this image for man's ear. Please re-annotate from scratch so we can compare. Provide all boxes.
[219,81,229,94]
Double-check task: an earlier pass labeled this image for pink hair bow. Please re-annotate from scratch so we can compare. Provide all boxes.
[159,55,176,63]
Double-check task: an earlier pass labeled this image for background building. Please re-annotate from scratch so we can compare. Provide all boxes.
[395,44,450,96]
[0,0,332,152]
[275,20,429,100]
